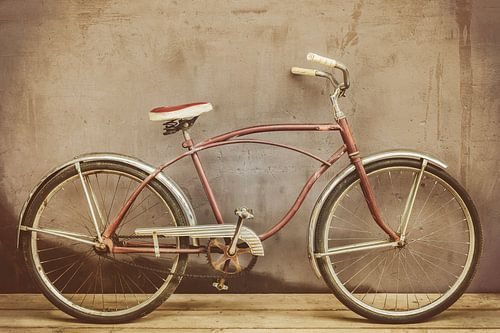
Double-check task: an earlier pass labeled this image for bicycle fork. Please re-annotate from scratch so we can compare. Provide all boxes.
[337,117,400,242]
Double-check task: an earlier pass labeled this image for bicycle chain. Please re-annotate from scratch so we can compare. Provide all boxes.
[101,252,244,280]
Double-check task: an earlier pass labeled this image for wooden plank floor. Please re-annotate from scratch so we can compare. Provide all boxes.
[1,294,499,332]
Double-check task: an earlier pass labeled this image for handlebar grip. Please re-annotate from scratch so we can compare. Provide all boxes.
[291,67,317,76]
[306,53,337,68]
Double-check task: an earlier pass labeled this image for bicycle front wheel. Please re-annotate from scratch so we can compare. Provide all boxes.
[315,158,482,323]
[20,160,190,323]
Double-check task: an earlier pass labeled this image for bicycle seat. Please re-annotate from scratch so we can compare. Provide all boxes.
[149,102,213,122]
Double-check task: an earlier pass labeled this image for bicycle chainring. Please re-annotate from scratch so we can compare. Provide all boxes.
[206,238,257,275]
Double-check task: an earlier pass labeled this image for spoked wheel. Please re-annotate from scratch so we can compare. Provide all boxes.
[20,161,189,323]
[315,158,482,323]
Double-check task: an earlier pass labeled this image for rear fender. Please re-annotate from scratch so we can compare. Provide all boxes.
[16,153,197,247]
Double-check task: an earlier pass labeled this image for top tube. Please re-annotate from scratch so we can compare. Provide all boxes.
[199,123,341,146]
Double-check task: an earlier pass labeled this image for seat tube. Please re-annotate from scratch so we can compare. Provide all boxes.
[182,128,225,225]
[190,153,225,224]
[338,118,400,241]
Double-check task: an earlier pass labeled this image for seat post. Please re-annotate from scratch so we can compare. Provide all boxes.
[181,123,194,150]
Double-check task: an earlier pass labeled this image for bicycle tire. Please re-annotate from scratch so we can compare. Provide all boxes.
[315,158,482,323]
[20,160,190,323]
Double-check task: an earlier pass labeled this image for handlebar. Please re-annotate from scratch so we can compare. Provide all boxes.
[291,52,350,90]
[306,53,337,68]
[291,67,317,76]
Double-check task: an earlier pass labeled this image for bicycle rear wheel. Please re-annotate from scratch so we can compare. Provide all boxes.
[315,158,482,323]
[20,160,189,323]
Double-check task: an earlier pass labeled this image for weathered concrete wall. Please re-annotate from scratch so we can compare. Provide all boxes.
[0,0,498,292]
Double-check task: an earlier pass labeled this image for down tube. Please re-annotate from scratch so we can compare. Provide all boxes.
[258,145,347,241]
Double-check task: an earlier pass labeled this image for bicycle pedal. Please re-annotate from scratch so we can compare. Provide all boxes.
[235,207,254,220]
[212,279,229,291]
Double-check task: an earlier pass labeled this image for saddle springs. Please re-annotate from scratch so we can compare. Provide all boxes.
[162,117,199,135]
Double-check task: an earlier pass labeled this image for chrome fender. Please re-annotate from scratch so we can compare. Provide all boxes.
[307,149,448,279]
[17,153,197,247]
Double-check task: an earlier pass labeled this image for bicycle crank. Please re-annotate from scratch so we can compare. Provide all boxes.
[208,207,258,291]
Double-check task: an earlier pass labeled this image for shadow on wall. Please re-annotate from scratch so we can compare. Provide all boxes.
[0,191,34,293]
[0,1,45,293]
[175,259,325,294]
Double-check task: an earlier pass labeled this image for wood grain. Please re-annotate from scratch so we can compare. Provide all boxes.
[2,294,499,331]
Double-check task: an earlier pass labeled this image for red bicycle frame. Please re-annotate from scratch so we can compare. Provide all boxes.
[103,118,400,254]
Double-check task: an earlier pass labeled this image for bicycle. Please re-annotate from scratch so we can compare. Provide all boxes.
[17,52,482,324]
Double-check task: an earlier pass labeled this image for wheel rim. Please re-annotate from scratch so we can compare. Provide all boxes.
[30,168,183,317]
[322,166,475,316]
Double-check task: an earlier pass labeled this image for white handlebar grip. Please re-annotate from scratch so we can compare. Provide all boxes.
[306,53,337,68]
[291,67,317,76]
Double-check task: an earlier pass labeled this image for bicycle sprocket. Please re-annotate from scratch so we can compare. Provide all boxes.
[206,238,257,275]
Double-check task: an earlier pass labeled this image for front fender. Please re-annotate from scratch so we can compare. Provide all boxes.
[307,149,448,279]
[17,152,197,247]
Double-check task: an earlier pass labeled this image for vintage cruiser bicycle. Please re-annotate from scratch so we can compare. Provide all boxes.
[18,53,481,324]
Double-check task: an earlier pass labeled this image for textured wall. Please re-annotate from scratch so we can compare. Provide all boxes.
[0,0,498,292]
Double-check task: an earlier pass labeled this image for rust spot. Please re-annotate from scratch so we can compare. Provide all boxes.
[75,1,132,36]
[334,0,364,55]
[317,125,333,131]
[271,25,289,44]
[231,8,268,15]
